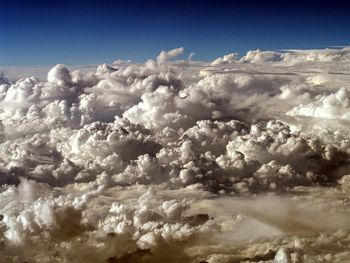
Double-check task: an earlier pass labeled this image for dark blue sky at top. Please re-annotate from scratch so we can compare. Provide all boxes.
[1,0,350,65]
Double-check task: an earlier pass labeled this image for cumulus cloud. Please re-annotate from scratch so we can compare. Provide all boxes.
[210,53,239,66]
[1,47,350,262]
[240,49,283,63]
[288,87,350,120]
[156,47,185,65]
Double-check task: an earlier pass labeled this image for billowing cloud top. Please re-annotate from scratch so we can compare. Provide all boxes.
[1,47,350,262]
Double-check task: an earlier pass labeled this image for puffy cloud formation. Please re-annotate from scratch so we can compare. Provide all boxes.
[210,53,239,66]
[288,87,350,120]
[1,47,350,262]
[240,49,283,63]
[156,47,185,65]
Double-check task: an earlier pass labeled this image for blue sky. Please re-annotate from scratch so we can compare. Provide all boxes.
[1,0,350,65]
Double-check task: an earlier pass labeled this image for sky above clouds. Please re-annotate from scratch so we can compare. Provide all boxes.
[1,0,350,65]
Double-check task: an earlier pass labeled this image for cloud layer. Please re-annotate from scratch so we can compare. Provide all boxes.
[1,47,350,262]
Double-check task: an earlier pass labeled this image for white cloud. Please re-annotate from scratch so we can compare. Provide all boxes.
[156,47,185,65]
[0,47,350,262]
[288,87,350,120]
[240,49,283,63]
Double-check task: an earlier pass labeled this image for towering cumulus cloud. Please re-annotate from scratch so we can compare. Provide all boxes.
[1,47,350,262]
